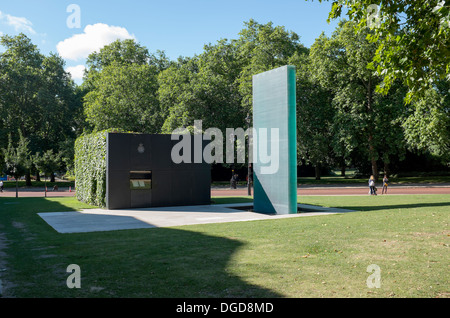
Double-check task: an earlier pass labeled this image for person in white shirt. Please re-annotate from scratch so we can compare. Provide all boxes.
[368,175,376,195]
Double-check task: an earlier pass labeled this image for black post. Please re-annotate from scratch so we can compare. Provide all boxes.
[246,113,252,196]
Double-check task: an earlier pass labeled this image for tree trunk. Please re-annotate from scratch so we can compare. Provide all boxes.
[371,157,378,182]
[384,162,390,178]
[368,134,378,181]
[15,179,19,198]
[50,173,55,183]
[340,163,346,177]
[25,170,32,186]
[367,78,378,181]
[315,164,321,180]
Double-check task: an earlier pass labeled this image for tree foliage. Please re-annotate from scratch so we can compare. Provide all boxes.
[34,149,62,183]
[2,131,31,197]
[310,20,408,179]
[315,0,450,103]
[402,82,450,161]
[84,61,162,133]
[1,16,448,186]
[83,40,169,133]
[0,33,82,184]
[289,52,335,179]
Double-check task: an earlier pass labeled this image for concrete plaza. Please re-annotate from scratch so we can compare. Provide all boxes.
[38,203,354,234]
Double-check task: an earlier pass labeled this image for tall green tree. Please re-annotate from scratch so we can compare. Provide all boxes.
[84,61,162,133]
[402,81,450,162]
[310,21,407,179]
[159,20,309,173]
[2,131,31,197]
[289,52,335,179]
[236,19,308,113]
[314,0,450,104]
[85,38,151,73]
[0,34,43,150]
[159,40,244,133]
[34,149,62,184]
[0,33,81,183]
[83,39,169,133]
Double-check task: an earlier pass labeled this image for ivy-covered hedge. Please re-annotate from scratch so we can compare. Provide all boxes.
[74,130,111,207]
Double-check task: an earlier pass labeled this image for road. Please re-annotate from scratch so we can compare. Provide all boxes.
[212,184,450,196]
[1,184,449,198]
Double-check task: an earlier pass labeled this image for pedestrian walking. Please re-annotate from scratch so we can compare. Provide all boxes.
[382,175,389,194]
[230,173,238,189]
[368,175,377,195]
[0,180,3,193]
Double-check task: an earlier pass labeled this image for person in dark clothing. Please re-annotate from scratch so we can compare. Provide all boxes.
[230,173,238,189]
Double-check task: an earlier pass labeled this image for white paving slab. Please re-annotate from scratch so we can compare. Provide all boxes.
[38,203,355,234]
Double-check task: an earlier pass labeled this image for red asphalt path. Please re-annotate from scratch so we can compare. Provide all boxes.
[0,184,449,198]
[212,185,450,196]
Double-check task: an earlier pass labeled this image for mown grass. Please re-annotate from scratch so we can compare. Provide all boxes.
[0,195,448,298]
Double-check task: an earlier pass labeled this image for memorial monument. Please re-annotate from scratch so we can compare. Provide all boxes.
[106,133,211,209]
[252,65,297,214]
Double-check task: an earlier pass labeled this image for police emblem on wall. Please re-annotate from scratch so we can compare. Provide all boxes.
[137,143,145,154]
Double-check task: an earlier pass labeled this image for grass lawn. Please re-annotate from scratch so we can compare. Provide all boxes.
[0,194,448,298]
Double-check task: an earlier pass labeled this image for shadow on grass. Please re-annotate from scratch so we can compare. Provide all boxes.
[0,197,281,298]
[339,201,450,212]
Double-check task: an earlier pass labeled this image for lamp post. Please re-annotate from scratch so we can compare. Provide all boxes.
[245,113,252,196]
[229,133,236,189]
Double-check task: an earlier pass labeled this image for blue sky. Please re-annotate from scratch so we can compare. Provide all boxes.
[0,0,344,83]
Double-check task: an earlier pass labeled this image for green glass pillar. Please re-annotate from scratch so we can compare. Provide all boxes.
[252,65,297,214]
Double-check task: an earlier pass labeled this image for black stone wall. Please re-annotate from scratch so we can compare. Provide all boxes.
[106,133,211,209]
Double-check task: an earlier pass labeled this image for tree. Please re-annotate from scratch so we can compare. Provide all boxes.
[83,39,170,89]
[34,150,62,192]
[159,40,244,134]
[402,81,450,162]
[236,19,308,113]
[0,33,43,159]
[310,21,407,179]
[159,20,309,170]
[0,34,81,183]
[82,39,168,133]
[84,61,162,133]
[314,0,450,104]
[2,132,31,197]
[85,38,151,74]
[289,52,335,180]
[158,56,199,133]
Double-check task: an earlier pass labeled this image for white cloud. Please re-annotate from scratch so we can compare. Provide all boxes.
[0,10,36,34]
[57,23,136,61]
[66,64,86,80]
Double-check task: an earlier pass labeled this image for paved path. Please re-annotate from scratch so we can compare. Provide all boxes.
[212,184,450,196]
[1,184,449,198]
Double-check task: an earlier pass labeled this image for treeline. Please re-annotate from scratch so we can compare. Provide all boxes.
[1,19,449,184]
